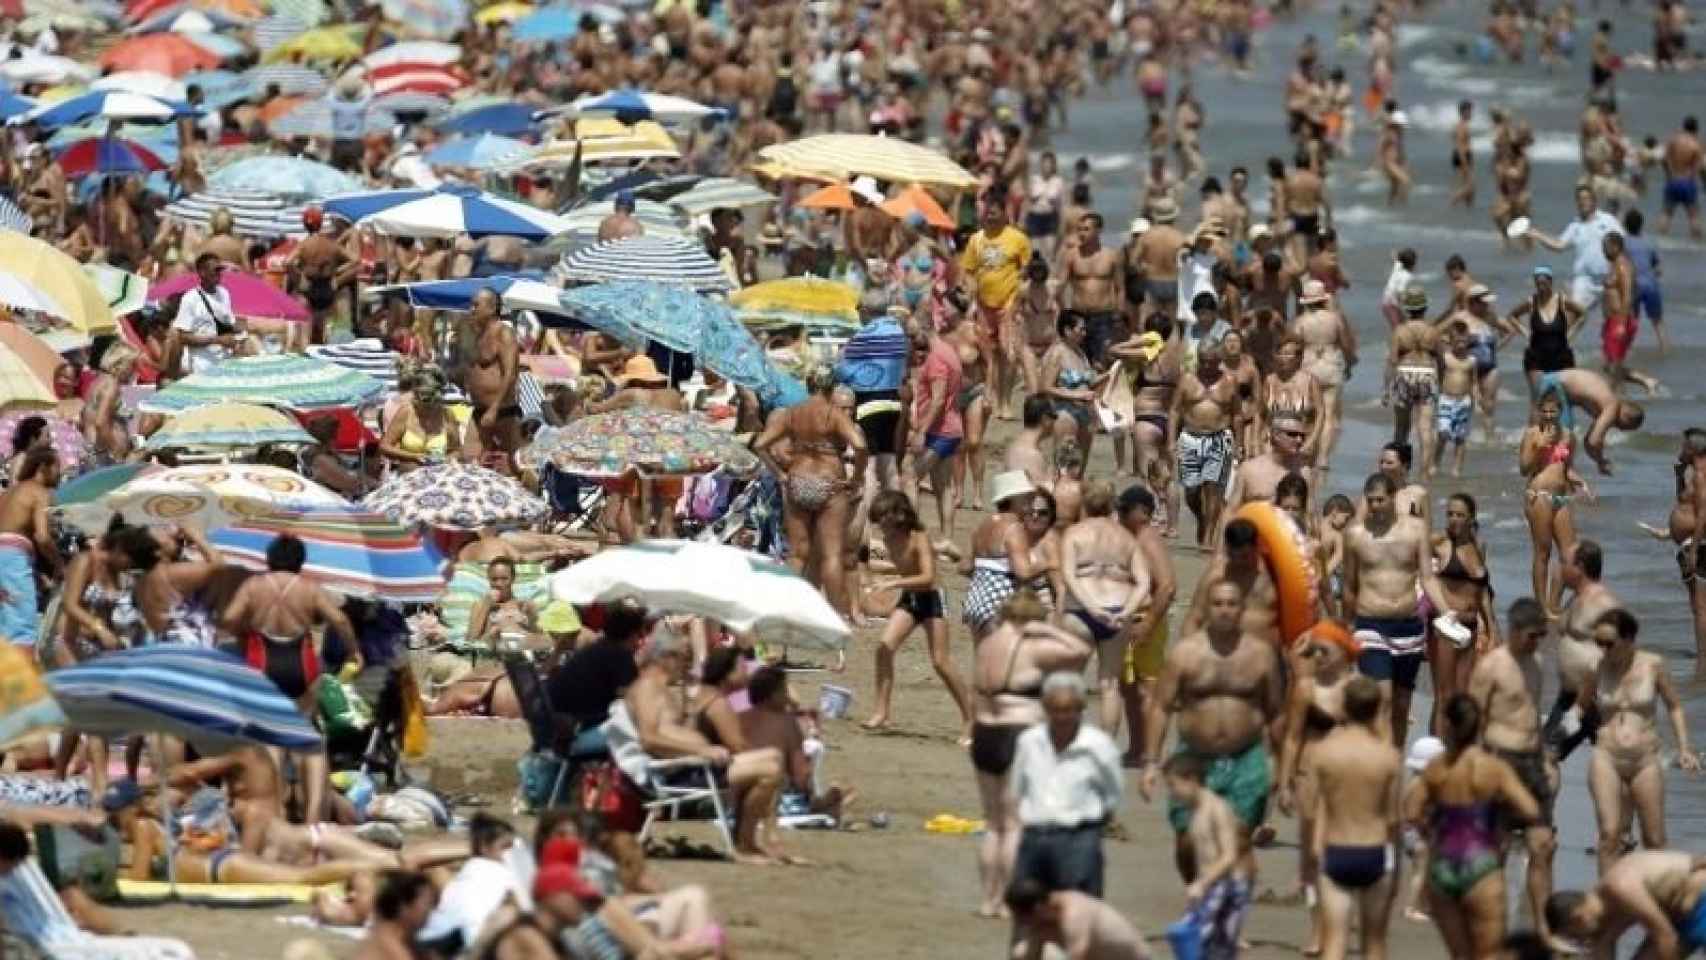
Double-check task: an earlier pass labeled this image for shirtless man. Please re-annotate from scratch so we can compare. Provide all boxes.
[1599,232,1660,395]
[465,288,523,473]
[1493,123,1534,250]
[1469,597,1566,951]
[1547,850,1706,960]
[0,448,60,646]
[1061,212,1126,371]
[1450,100,1475,208]
[1534,367,1646,475]
[1141,580,1284,886]
[1060,482,1151,736]
[291,209,350,349]
[1309,676,1402,960]
[1385,285,1440,464]
[1283,150,1329,264]
[1225,414,1313,516]
[1134,198,1184,323]
[1169,343,1238,551]
[1343,472,1454,747]
[1005,879,1152,960]
[1293,281,1355,471]
[597,190,644,241]
[1182,518,1282,651]
[1006,394,1053,486]
[845,178,895,264]
[1200,177,1249,260]
[1545,540,1621,762]
[1118,486,1177,768]
[1376,108,1411,207]
[1657,116,1704,239]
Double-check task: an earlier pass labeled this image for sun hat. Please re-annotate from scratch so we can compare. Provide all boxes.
[850,175,884,205]
[616,355,668,386]
[1406,736,1447,773]
[1467,283,1496,302]
[1128,216,1151,235]
[1247,223,1273,242]
[1298,279,1330,305]
[988,470,1036,509]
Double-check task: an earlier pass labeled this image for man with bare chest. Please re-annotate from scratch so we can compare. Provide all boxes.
[1658,115,1703,239]
[1135,198,1184,322]
[1225,414,1312,514]
[292,209,347,347]
[1061,212,1125,368]
[1170,343,1238,551]
[464,288,522,472]
[0,449,59,647]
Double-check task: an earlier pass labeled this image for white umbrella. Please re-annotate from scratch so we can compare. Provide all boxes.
[90,70,187,103]
[362,41,460,69]
[550,540,849,650]
[0,55,94,85]
[0,273,68,317]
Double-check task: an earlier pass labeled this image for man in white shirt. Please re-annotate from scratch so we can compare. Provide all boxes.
[1009,672,1124,897]
[171,252,241,375]
[1529,184,1623,312]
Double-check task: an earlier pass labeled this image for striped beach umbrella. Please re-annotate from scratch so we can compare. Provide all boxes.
[368,62,465,97]
[556,199,690,242]
[161,189,306,239]
[372,91,449,117]
[46,646,323,750]
[269,99,398,139]
[305,339,467,401]
[207,155,363,199]
[251,13,312,50]
[356,184,572,240]
[553,89,724,126]
[209,507,448,602]
[0,198,29,234]
[89,70,187,102]
[138,354,386,414]
[24,89,189,128]
[242,63,328,97]
[0,643,66,747]
[141,401,315,451]
[757,134,977,190]
[362,462,547,532]
[55,137,168,178]
[557,235,730,293]
[361,40,461,69]
[53,462,161,506]
[667,177,776,217]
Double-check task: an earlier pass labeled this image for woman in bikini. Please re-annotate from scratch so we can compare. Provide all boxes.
[1112,312,1183,535]
[1504,265,1588,396]
[1403,694,1539,960]
[1263,335,1325,460]
[754,365,869,621]
[947,301,992,512]
[968,590,1091,918]
[1580,609,1700,875]
[1015,257,1058,398]
[379,366,462,473]
[467,557,542,653]
[860,492,972,740]
[1220,329,1264,454]
[1637,432,1706,680]
[1430,493,1500,737]
[1520,392,1590,616]
[1040,312,1102,467]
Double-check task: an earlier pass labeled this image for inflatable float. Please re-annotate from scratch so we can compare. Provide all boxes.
[1233,501,1320,647]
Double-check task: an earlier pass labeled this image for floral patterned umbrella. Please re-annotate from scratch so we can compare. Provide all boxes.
[361,463,547,532]
[519,409,760,479]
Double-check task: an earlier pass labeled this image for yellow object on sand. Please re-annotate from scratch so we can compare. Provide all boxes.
[117,878,337,905]
[924,814,985,835]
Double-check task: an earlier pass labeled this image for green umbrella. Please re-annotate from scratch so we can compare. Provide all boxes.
[52,462,161,507]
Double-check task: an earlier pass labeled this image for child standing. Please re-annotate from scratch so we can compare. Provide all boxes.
[1165,754,1250,960]
[1434,323,1476,479]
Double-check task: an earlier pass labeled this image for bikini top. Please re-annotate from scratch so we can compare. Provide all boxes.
[1597,664,1657,721]
[984,629,1043,699]
[1304,700,1339,735]
[1438,544,1492,590]
[1057,366,1094,391]
[401,426,449,456]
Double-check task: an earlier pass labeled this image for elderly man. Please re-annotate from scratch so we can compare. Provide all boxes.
[598,190,645,241]
[1547,850,1706,960]
[1009,672,1124,897]
[465,287,524,472]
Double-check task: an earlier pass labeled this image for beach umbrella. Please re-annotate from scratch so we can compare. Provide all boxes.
[98,33,222,77]
[378,0,468,38]
[357,184,573,240]
[520,409,758,478]
[210,507,448,602]
[0,55,94,86]
[433,99,535,136]
[368,63,465,97]
[269,98,398,139]
[143,464,347,511]
[141,401,314,451]
[556,199,690,242]
[0,89,37,121]
[550,540,848,650]
[251,13,314,49]
[362,463,548,531]
[0,345,57,412]
[22,89,190,127]
[667,178,776,217]
[146,271,308,321]
[730,277,860,332]
[89,70,188,102]
[510,5,580,41]
[318,186,434,223]
[0,644,67,747]
[83,264,150,319]
[242,63,328,96]
[0,324,66,385]
[262,24,363,62]
[178,30,251,62]
[422,132,529,169]
[161,189,306,239]
[0,198,29,234]
[55,137,168,178]
[206,155,362,199]
[303,338,464,400]
[0,234,115,336]
[798,181,857,213]
[57,477,241,533]
[558,235,730,293]
[373,91,450,117]
[881,183,955,230]
[554,89,724,126]
[53,462,161,507]
[139,354,386,414]
[0,274,68,317]
[362,40,462,69]
[365,277,567,318]
[46,646,323,750]
[265,0,325,26]
[758,134,978,190]
[128,5,251,33]
[474,0,531,23]
[0,412,85,468]
[514,119,679,168]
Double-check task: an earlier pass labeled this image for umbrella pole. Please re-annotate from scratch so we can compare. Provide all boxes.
[152,735,178,900]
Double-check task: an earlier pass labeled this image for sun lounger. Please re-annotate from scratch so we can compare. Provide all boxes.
[0,857,195,959]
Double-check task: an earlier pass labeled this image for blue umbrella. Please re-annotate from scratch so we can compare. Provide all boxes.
[423,132,530,169]
[370,276,565,315]
[563,89,726,126]
[0,88,37,121]
[46,646,323,751]
[318,186,437,224]
[25,90,194,129]
[512,5,582,42]
[209,507,448,603]
[208,155,365,200]
[433,100,536,136]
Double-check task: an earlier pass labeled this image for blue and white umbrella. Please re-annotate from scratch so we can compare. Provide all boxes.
[89,70,188,102]
[558,234,731,293]
[0,88,37,121]
[423,132,530,170]
[243,63,328,97]
[46,646,323,751]
[319,186,434,223]
[251,13,311,51]
[307,339,468,399]
[208,155,365,199]
[23,90,192,128]
[0,197,32,234]
[379,0,468,39]
[432,99,536,136]
[355,184,573,240]
[553,89,726,126]
[269,99,397,140]
[667,177,776,216]
[366,276,567,316]
[162,189,306,239]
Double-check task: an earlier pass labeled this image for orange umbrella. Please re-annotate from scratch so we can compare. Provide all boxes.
[259,95,308,124]
[0,322,66,392]
[99,35,222,78]
[798,181,858,213]
[881,184,954,230]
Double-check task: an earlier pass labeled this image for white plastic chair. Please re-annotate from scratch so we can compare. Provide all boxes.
[636,756,735,856]
[0,857,195,959]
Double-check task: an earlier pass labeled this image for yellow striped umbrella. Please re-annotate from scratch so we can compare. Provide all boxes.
[729,277,860,332]
[262,25,363,63]
[141,401,315,451]
[474,0,531,23]
[0,343,58,412]
[0,233,115,336]
[757,134,977,190]
[510,119,679,169]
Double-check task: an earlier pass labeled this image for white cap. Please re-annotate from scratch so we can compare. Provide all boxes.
[1406,735,1446,772]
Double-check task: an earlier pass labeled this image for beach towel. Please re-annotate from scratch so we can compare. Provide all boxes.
[0,533,38,647]
[117,878,330,907]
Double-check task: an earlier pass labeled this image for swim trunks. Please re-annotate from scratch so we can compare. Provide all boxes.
[1435,393,1473,444]
[1166,740,1270,833]
[1390,365,1438,409]
[1177,428,1233,489]
[1664,176,1700,211]
[1601,314,1637,365]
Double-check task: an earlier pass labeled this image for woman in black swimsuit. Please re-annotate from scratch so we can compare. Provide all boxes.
[1505,266,1585,394]
[968,589,1091,918]
[1430,493,1500,732]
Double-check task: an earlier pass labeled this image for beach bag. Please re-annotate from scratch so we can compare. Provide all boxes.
[517,752,564,812]
[686,473,731,523]
[578,761,644,834]
[316,675,373,741]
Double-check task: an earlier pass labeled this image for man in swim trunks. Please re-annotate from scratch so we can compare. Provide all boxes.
[1657,115,1704,240]
[1343,472,1455,747]
[1225,414,1313,516]
[1434,322,1477,479]
[1141,579,1283,887]
[1470,597,1568,952]
[1385,285,1441,462]
[1283,150,1328,264]
[1134,197,1184,324]
[1169,342,1238,552]
[1546,540,1622,760]
[1118,485,1176,768]
[1309,676,1403,960]
[465,287,523,473]
[0,448,59,647]
[1598,231,1660,396]
[1061,211,1126,370]
[1548,850,1706,959]
[290,208,349,348]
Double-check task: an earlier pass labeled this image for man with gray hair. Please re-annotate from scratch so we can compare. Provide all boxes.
[1008,672,1124,896]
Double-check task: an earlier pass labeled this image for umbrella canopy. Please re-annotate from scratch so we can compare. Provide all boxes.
[0,411,83,467]
[55,137,168,178]
[262,24,362,62]
[0,273,68,316]
[318,186,434,223]
[0,89,38,122]
[366,277,566,318]
[422,133,530,170]
[557,235,730,293]
[556,199,690,242]
[0,55,94,86]
[798,180,856,212]
[180,31,250,62]
[667,178,776,217]
[0,644,66,747]
[758,134,978,189]
[141,401,315,450]
[511,120,677,168]
[269,98,398,139]
[161,189,306,239]
[551,540,848,649]
[730,277,861,332]
[252,12,314,49]
[139,354,386,414]
[207,155,363,199]
[432,99,536,136]
[90,70,187,102]
[305,338,468,399]
[0,324,66,386]
[372,91,451,117]
[0,234,115,335]
[369,63,465,97]
[362,463,548,531]
[146,271,308,321]
[358,184,573,240]
[210,507,448,602]
[474,0,531,23]
[361,40,461,68]
[129,5,251,33]
[555,89,724,126]
[83,264,150,318]
[0,345,60,411]
[521,409,758,478]
[143,463,346,511]
[23,89,189,127]
[511,5,581,41]
[99,32,222,75]
[379,0,467,38]
[53,462,161,506]
[834,315,908,393]
[264,0,325,27]
[47,646,323,750]
[241,63,328,97]
[881,183,955,230]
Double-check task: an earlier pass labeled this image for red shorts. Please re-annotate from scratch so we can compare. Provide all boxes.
[1601,314,1637,364]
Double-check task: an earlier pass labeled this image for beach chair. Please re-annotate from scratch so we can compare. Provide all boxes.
[505,653,606,811]
[0,856,195,959]
[603,702,735,857]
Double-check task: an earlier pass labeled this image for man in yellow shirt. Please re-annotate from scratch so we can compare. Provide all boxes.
[960,192,1032,420]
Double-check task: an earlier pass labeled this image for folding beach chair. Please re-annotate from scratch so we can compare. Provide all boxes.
[0,857,195,959]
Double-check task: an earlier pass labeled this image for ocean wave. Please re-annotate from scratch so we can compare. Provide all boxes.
[1467,130,1578,164]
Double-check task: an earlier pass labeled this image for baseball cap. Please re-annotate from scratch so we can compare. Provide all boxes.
[102,778,143,812]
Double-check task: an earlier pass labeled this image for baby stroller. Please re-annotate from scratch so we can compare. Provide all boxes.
[322,662,411,789]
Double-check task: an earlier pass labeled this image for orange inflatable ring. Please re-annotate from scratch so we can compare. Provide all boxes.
[1234,501,1319,647]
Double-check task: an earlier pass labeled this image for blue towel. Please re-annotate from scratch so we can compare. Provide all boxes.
[0,534,38,647]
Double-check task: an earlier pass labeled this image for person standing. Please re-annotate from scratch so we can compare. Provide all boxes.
[465,287,523,473]
[1117,485,1176,768]
[1059,482,1150,737]
[1598,232,1655,394]
[1656,115,1703,239]
[1547,541,1620,760]
[1008,672,1124,897]
[960,193,1031,421]
[0,448,59,647]
[1293,280,1355,471]
[1060,212,1126,371]
[1622,209,1668,352]
[170,253,243,377]
[1170,342,1238,552]
[1383,286,1440,468]
[1309,676,1402,960]
[907,319,965,549]
[1449,101,1475,208]
[1528,185,1622,315]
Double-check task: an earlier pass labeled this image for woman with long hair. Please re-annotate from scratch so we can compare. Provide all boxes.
[1520,391,1589,615]
[1429,493,1500,733]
